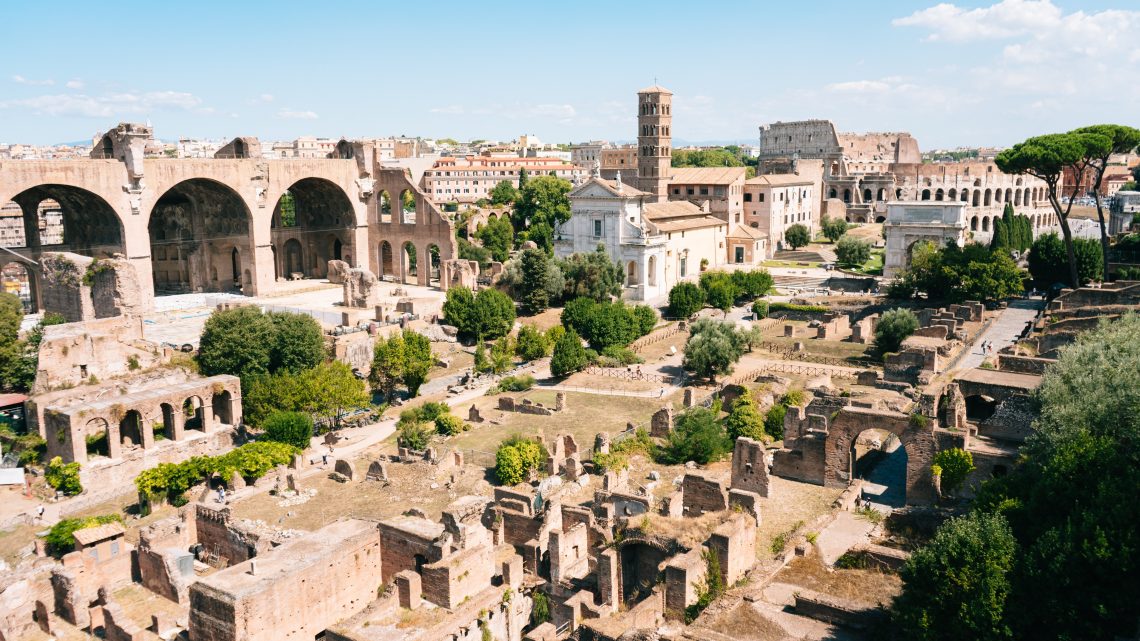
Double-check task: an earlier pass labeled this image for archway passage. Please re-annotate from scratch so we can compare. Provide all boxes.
[212,390,233,425]
[85,418,110,458]
[7,186,122,255]
[1,262,34,312]
[159,403,176,441]
[426,244,441,284]
[120,410,145,449]
[965,395,997,422]
[271,178,356,279]
[379,241,395,279]
[148,179,252,295]
[402,241,417,285]
[851,428,907,509]
[619,542,668,606]
[184,396,205,433]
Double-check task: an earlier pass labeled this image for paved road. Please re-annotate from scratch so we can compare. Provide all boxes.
[859,439,907,511]
[815,510,875,566]
[956,298,1044,371]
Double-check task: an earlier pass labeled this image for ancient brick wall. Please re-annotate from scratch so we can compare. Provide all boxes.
[730,437,770,497]
[378,518,441,584]
[709,515,755,587]
[420,544,494,609]
[188,520,382,641]
[194,505,266,568]
[996,354,1053,375]
[681,473,728,517]
[663,549,705,620]
[823,408,937,505]
[550,524,590,584]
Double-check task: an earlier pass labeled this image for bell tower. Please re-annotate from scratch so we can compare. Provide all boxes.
[637,85,672,202]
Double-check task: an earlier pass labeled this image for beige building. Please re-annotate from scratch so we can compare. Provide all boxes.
[421,155,585,204]
[667,166,747,226]
[600,146,637,186]
[557,175,727,301]
[743,174,816,255]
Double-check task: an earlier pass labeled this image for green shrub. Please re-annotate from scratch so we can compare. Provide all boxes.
[45,456,82,495]
[600,345,642,366]
[932,448,975,495]
[435,413,466,436]
[494,435,548,485]
[767,301,828,314]
[875,308,920,354]
[261,411,314,451]
[591,452,629,473]
[752,300,769,319]
[134,442,297,504]
[633,305,658,336]
[43,514,122,557]
[515,324,552,361]
[763,404,787,441]
[492,374,536,393]
[398,421,431,450]
[725,389,766,441]
[657,403,731,465]
[668,281,705,318]
[551,328,588,377]
[531,590,551,626]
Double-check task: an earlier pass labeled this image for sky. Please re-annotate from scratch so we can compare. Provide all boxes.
[1,0,1138,149]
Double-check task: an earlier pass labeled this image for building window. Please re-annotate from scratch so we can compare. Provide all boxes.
[759,193,765,202]
[680,257,687,277]
[744,193,752,202]
[699,187,709,196]
[735,246,744,263]
[593,220,602,237]
[686,188,694,196]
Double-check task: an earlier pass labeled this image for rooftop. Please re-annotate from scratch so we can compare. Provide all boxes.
[668,166,747,185]
[72,521,126,546]
[637,84,673,95]
[747,173,813,187]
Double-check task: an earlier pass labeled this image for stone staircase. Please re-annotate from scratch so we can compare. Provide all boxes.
[772,274,830,290]
[774,249,825,263]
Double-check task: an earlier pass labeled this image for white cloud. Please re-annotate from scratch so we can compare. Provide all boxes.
[0,90,203,118]
[430,105,465,115]
[277,109,319,120]
[12,74,54,86]
[826,80,891,94]
[65,79,84,90]
[259,93,274,103]
[892,0,1062,42]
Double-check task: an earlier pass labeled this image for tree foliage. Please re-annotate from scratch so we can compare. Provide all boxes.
[135,441,298,504]
[197,306,276,386]
[820,215,849,243]
[474,215,514,263]
[550,328,587,377]
[668,281,705,318]
[559,245,623,302]
[657,402,731,465]
[932,448,975,496]
[875,308,919,354]
[889,241,1023,303]
[835,235,871,267]
[368,329,434,401]
[245,362,369,428]
[267,312,326,374]
[515,324,552,361]
[893,512,1016,641]
[443,287,516,340]
[519,248,551,314]
[494,435,548,486]
[559,297,650,351]
[1028,232,1102,287]
[512,176,572,253]
[682,318,746,382]
[45,456,82,495]
[261,411,314,450]
[725,389,765,441]
[699,271,737,315]
[730,269,774,300]
[489,180,520,205]
[784,223,810,250]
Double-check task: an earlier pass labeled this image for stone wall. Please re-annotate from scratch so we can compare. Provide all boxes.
[730,437,770,498]
[188,519,383,641]
[377,516,443,585]
[681,473,728,517]
[996,354,1053,376]
[420,543,494,609]
[663,549,705,621]
[708,515,756,587]
[194,505,271,569]
[793,589,886,629]
[137,508,197,603]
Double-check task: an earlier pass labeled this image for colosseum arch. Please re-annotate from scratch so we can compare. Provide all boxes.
[401,240,417,284]
[971,216,979,231]
[921,189,931,201]
[148,178,254,295]
[982,216,990,232]
[948,188,957,200]
[877,188,886,201]
[0,262,35,313]
[960,189,969,203]
[862,188,873,203]
[270,177,357,279]
[972,191,981,207]
[400,189,416,225]
[935,188,944,201]
[1014,190,1022,206]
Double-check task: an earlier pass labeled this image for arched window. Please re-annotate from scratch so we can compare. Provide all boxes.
[921,189,931,201]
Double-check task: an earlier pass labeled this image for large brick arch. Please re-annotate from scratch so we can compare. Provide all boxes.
[823,407,937,505]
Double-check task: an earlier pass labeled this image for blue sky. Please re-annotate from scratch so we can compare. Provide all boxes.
[1,0,1137,149]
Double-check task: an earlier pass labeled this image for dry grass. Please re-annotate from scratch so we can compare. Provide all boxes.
[702,602,792,641]
[231,458,492,531]
[515,307,565,332]
[561,371,662,392]
[774,554,902,607]
[445,391,666,457]
[756,477,842,561]
[0,522,38,568]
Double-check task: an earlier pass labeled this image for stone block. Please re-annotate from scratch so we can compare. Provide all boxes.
[327,259,350,284]
[502,554,523,589]
[366,460,389,481]
[334,459,356,481]
[395,570,422,609]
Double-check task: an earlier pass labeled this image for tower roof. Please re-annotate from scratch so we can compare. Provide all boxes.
[637,85,673,95]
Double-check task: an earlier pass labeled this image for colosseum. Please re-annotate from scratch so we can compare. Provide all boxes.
[756,120,1057,238]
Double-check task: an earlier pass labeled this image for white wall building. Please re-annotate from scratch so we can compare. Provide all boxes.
[556,175,726,301]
